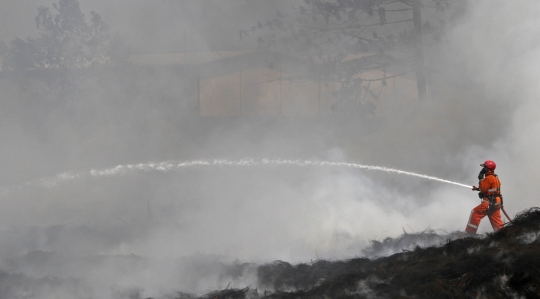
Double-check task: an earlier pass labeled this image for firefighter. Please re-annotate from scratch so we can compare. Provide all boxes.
[465,160,504,234]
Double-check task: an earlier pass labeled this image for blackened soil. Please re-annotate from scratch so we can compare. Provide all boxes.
[200,207,540,299]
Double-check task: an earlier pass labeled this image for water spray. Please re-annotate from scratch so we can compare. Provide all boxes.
[11,159,472,190]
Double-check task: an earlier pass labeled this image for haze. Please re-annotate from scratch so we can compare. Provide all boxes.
[0,1,538,298]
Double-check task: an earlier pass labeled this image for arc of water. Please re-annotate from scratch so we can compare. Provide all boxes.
[4,159,472,191]
[86,159,471,189]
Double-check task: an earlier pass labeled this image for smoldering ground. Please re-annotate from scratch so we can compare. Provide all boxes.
[0,0,538,298]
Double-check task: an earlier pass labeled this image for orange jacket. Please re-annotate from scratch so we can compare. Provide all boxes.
[479,170,501,197]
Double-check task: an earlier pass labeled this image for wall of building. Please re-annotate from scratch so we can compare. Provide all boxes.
[198,68,419,117]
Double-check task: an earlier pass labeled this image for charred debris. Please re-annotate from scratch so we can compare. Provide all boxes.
[175,207,540,299]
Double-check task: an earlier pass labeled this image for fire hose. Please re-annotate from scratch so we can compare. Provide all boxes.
[472,185,512,222]
[501,207,513,222]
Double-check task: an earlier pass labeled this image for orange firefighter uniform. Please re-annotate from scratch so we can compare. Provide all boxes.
[465,170,504,234]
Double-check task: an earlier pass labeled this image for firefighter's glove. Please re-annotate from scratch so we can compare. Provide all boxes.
[478,167,487,180]
[472,186,479,191]
[478,192,485,199]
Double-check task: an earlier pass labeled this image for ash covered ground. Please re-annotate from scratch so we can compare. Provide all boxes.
[1,1,540,299]
[2,208,539,299]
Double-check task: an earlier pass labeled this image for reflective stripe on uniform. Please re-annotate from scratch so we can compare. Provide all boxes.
[467,210,477,228]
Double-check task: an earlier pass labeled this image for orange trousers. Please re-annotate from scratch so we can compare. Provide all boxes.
[465,200,504,234]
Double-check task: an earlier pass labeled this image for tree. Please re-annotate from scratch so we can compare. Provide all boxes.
[248,0,455,110]
[1,0,127,70]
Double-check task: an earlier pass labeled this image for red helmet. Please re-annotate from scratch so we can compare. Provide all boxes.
[481,160,496,170]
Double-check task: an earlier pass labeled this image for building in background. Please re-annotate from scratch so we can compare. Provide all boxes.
[129,50,419,118]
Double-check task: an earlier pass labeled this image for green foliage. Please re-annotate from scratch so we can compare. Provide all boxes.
[1,0,127,70]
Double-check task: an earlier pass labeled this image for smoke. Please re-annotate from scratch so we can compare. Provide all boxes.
[445,1,540,209]
[0,0,539,298]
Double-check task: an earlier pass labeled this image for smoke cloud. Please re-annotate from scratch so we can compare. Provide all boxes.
[0,0,538,298]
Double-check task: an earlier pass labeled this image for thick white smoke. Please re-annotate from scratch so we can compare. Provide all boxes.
[0,0,539,298]
[446,1,540,210]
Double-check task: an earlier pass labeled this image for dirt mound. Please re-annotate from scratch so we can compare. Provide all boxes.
[176,208,539,299]
[15,208,537,299]
[361,228,464,258]
[252,207,540,299]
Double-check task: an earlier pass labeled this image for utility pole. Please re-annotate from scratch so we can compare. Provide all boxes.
[412,0,427,101]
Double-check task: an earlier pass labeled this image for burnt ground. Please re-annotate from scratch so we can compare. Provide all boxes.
[1,208,539,299]
[194,207,540,299]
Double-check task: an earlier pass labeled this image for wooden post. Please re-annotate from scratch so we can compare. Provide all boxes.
[318,81,321,116]
[196,77,200,116]
[279,70,282,116]
[239,70,243,116]
[412,0,427,101]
